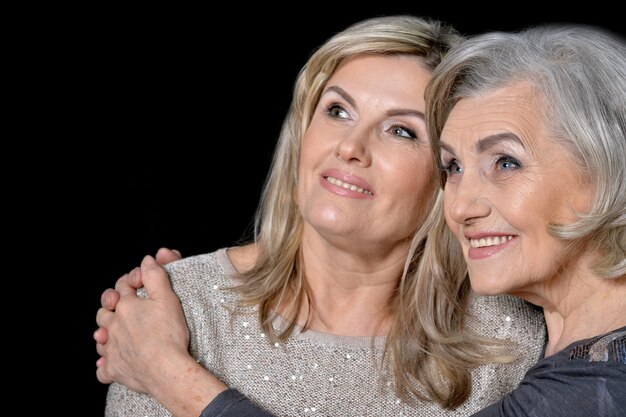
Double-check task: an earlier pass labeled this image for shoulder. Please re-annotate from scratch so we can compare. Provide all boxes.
[224,243,258,274]
[466,292,546,341]
[497,335,626,416]
[466,292,547,370]
[161,248,237,306]
[475,332,626,417]
[568,326,626,364]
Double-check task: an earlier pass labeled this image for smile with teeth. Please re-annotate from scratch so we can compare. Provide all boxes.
[469,235,514,248]
[324,176,373,195]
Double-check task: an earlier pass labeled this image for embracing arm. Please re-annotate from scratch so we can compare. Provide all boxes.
[95,249,275,417]
[469,349,626,417]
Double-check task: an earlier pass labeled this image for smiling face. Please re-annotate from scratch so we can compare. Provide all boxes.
[297,54,436,251]
[440,82,592,298]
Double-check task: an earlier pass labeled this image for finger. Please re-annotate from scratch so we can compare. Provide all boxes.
[155,247,182,264]
[96,356,106,368]
[96,361,113,384]
[116,268,140,297]
[96,307,114,328]
[100,288,120,310]
[127,266,144,288]
[96,341,107,357]
[93,327,108,344]
[140,255,175,300]
[114,272,131,291]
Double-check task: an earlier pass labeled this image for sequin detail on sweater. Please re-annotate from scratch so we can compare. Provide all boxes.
[104,248,547,417]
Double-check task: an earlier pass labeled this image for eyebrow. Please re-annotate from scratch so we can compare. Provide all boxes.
[323,85,424,120]
[323,86,357,110]
[387,108,425,120]
[440,132,525,154]
[476,132,524,152]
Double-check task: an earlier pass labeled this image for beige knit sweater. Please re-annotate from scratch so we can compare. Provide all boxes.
[105,248,546,417]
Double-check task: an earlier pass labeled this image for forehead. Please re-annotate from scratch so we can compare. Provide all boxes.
[327,54,431,107]
[441,82,545,150]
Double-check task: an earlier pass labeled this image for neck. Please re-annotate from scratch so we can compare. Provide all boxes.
[300,280,395,337]
[288,235,408,337]
[537,274,626,356]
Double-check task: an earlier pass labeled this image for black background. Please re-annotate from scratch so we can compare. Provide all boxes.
[53,5,623,414]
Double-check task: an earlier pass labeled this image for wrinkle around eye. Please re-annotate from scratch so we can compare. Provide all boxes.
[388,125,416,140]
[494,154,522,172]
[440,157,462,174]
[326,103,351,120]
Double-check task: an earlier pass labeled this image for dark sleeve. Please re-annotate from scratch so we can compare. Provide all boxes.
[199,389,276,417]
[470,359,626,417]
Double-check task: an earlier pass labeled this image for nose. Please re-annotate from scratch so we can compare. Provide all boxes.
[335,127,372,167]
[445,173,491,225]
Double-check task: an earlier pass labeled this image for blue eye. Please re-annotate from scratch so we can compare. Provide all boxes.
[441,159,462,174]
[496,155,521,170]
[327,104,350,119]
[388,125,417,140]
[440,159,462,184]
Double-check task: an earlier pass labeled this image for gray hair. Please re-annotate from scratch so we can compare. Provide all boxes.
[426,24,626,278]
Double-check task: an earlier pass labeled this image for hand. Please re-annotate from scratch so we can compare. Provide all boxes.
[93,248,182,346]
[95,252,188,393]
[95,249,228,417]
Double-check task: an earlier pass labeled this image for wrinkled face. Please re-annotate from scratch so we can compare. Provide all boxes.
[297,54,436,249]
[440,82,591,297]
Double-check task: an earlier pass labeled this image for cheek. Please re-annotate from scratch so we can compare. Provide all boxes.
[504,180,566,233]
[401,162,434,197]
[300,121,336,167]
[299,132,315,167]
[297,127,332,211]
[398,161,437,221]
[547,185,591,226]
[443,198,461,236]
[298,132,322,181]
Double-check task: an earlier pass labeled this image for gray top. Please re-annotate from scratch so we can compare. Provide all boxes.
[472,326,626,417]
[105,248,546,417]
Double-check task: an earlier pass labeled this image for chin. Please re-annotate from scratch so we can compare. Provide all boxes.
[468,277,505,296]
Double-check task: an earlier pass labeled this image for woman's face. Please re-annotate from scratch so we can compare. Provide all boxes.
[440,82,592,298]
[297,54,436,251]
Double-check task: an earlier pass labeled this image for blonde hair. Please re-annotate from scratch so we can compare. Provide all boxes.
[233,15,500,408]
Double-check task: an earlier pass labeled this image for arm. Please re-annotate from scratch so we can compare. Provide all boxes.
[200,389,276,417]
[95,249,275,417]
[470,351,626,417]
[96,250,225,416]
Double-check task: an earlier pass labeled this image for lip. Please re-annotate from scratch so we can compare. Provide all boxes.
[463,231,517,260]
[319,169,374,199]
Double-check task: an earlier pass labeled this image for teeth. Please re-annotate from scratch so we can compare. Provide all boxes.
[325,176,373,195]
[470,235,513,248]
